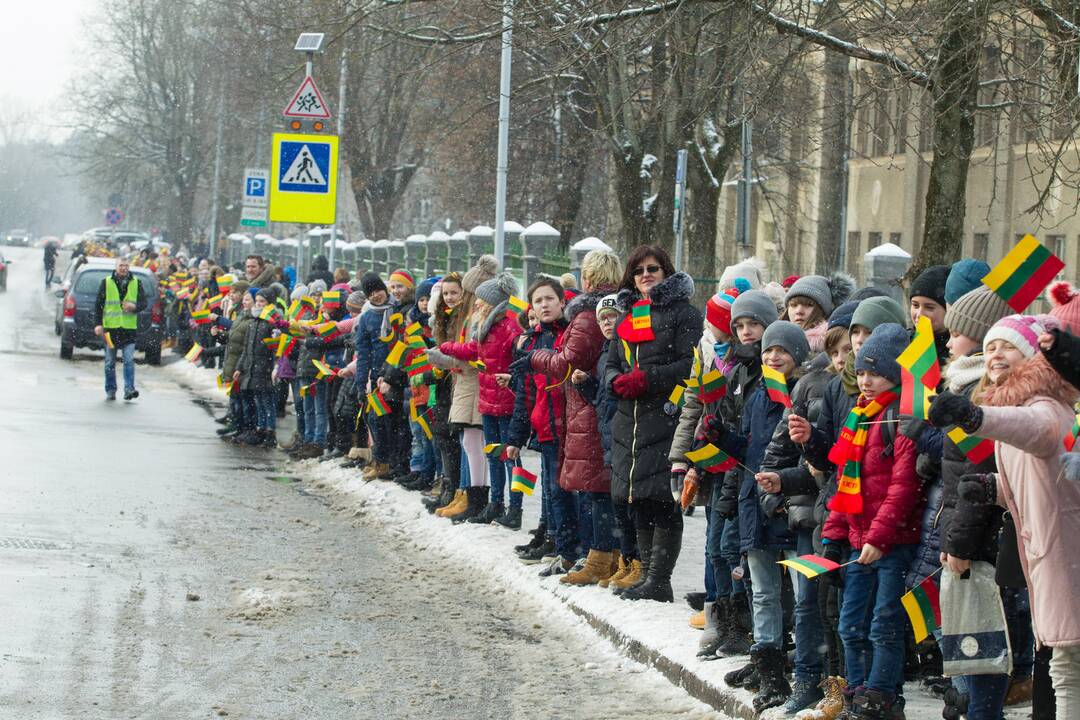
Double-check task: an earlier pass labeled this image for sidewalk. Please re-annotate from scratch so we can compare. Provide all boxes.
[167,360,1028,719]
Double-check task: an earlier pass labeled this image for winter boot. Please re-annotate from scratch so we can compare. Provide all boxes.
[435,490,466,517]
[724,661,760,691]
[609,558,643,592]
[448,487,487,523]
[319,447,344,462]
[613,528,653,596]
[715,592,752,657]
[518,537,555,565]
[426,480,457,514]
[696,601,724,657]
[941,686,969,720]
[515,523,547,554]
[538,555,575,577]
[843,687,895,720]
[560,550,616,586]
[752,646,792,713]
[785,677,826,715]
[404,473,436,492]
[794,676,848,720]
[621,525,680,602]
[362,462,390,480]
[297,443,324,459]
[393,470,420,486]
[600,553,628,589]
[685,591,707,611]
[467,501,505,524]
[216,422,238,436]
[263,430,278,448]
[493,505,523,530]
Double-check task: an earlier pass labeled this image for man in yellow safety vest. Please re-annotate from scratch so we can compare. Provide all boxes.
[94,258,146,400]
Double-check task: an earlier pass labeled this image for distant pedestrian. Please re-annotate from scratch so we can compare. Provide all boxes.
[94,258,146,401]
[43,242,58,287]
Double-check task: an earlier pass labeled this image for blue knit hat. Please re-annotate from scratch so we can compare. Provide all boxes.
[416,276,440,301]
[828,300,859,330]
[855,323,909,384]
[945,259,991,305]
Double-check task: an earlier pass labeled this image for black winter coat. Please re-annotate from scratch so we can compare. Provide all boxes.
[604,273,702,504]
[237,316,275,391]
[1045,328,1080,390]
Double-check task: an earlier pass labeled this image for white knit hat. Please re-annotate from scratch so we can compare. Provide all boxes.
[983,314,1060,358]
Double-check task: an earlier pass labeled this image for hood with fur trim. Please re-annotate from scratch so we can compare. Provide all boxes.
[615,271,695,312]
[564,289,611,324]
[945,353,986,393]
[983,354,1079,408]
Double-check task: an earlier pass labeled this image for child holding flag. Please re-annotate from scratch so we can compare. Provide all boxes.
[373,269,418,481]
[818,323,924,720]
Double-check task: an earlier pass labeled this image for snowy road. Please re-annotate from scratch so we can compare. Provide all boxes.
[0,246,723,719]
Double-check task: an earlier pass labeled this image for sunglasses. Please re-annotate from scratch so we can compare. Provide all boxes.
[632,264,662,276]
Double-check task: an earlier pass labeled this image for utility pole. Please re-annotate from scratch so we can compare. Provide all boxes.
[736,117,753,253]
[493,0,514,268]
[328,44,348,271]
[208,87,225,262]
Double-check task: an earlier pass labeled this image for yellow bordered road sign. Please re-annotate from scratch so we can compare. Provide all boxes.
[269,132,338,224]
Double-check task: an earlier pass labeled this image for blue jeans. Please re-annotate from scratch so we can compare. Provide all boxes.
[302,384,328,446]
[254,388,277,430]
[104,342,136,394]
[584,492,615,553]
[290,379,306,438]
[952,674,1010,720]
[409,418,436,475]
[839,544,916,693]
[539,441,579,560]
[705,505,726,601]
[482,414,521,508]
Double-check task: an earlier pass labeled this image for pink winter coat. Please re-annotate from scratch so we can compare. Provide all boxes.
[977,356,1080,648]
[440,311,521,417]
[822,398,925,553]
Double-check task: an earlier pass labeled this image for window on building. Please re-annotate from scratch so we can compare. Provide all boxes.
[868,231,883,249]
[973,233,989,260]
[847,231,862,280]
[890,232,902,248]
[895,87,910,154]
[872,83,892,157]
[1048,235,1067,277]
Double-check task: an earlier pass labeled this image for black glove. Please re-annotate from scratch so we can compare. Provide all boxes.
[701,414,733,443]
[899,414,927,442]
[304,336,324,350]
[958,473,997,505]
[928,390,983,432]
[508,351,534,374]
[822,542,846,566]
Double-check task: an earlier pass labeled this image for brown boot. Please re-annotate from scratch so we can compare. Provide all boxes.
[435,490,466,517]
[609,559,642,591]
[599,553,627,589]
[1003,676,1032,706]
[689,609,706,629]
[362,462,389,480]
[560,550,616,586]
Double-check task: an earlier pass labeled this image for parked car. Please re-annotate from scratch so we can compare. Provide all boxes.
[4,229,30,247]
[0,251,10,290]
[59,259,162,364]
[54,255,89,334]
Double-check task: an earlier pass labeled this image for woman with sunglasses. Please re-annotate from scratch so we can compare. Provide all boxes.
[604,245,702,602]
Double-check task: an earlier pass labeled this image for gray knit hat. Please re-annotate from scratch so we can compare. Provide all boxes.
[855,323,909,384]
[475,272,518,307]
[462,255,499,294]
[308,279,327,296]
[850,296,907,332]
[944,286,1012,345]
[730,289,778,328]
[346,290,366,312]
[785,272,855,317]
[762,320,811,367]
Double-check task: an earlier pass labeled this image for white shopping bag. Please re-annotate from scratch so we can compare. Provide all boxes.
[940,560,1013,677]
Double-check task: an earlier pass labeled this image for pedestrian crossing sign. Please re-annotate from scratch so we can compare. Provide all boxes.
[269,132,338,224]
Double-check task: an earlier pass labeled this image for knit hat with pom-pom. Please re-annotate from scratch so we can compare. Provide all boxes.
[706,290,738,336]
[785,271,856,317]
[474,272,519,307]
[462,255,499,294]
[983,314,1061,359]
[1049,281,1080,334]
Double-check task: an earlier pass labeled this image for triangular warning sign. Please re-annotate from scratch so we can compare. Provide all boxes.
[283,76,332,119]
[281,145,327,186]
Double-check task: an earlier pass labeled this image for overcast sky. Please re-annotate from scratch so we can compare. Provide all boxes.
[0,0,92,137]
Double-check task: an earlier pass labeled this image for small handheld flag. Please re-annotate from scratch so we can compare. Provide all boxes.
[185,343,203,362]
[276,333,297,358]
[321,290,342,307]
[191,308,212,325]
[312,359,336,380]
[104,331,114,349]
[982,234,1065,312]
[510,467,537,495]
[484,443,509,460]
[416,413,433,440]
[698,369,728,405]
[685,444,738,473]
[947,426,996,464]
[406,355,433,377]
[761,365,792,408]
[897,316,940,419]
[778,554,842,579]
[204,293,224,310]
[1065,414,1079,452]
[901,576,942,643]
[314,321,338,338]
[468,359,487,372]
[506,295,529,320]
[386,341,408,367]
[668,384,687,410]
[367,391,391,417]
[617,299,655,342]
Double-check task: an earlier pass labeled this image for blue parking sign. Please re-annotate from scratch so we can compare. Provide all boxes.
[245,177,266,197]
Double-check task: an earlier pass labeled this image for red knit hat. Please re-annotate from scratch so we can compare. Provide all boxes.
[1049,281,1080,333]
[781,274,800,289]
[705,290,738,336]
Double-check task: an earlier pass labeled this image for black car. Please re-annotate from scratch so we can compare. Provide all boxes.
[59,260,162,364]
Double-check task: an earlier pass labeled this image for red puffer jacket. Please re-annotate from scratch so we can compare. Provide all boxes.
[531,292,610,492]
[822,403,924,553]
[440,313,521,417]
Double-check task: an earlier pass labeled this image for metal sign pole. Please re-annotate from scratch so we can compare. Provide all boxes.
[328,45,347,272]
[673,148,687,270]
[493,0,514,269]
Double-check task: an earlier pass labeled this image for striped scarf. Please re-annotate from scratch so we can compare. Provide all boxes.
[827,388,899,514]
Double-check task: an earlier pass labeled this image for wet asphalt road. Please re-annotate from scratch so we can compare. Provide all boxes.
[0,246,720,720]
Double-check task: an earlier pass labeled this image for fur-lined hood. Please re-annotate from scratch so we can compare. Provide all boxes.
[983,354,1079,408]
[615,272,694,311]
[565,288,616,324]
[945,353,986,393]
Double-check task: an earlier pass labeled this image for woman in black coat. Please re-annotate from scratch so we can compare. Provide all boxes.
[235,289,277,447]
[604,245,702,602]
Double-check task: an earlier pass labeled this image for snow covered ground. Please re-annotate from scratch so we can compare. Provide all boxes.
[168,359,1032,719]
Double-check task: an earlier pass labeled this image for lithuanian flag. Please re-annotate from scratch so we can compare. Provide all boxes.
[216,274,234,292]
[468,359,487,372]
[191,309,212,325]
[510,467,537,495]
[205,293,224,309]
[506,294,529,320]
[778,554,842,579]
[484,443,508,459]
[321,290,342,307]
[262,336,279,351]
[386,341,408,367]
[259,305,279,322]
[901,576,941,643]
[947,426,995,464]
[698,369,728,404]
[312,359,336,380]
[314,321,338,338]
[982,234,1065,312]
[1065,414,1080,452]
[897,316,939,419]
[185,343,203,362]
[667,384,687,410]
[276,333,297,358]
[617,299,655,342]
[299,296,317,318]
[406,355,432,377]
[761,365,792,408]
[416,413,433,440]
[367,391,390,417]
[685,444,737,473]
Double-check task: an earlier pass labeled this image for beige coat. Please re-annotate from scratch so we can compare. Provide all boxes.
[427,311,483,428]
[977,356,1080,647]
